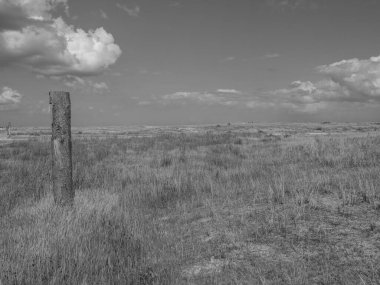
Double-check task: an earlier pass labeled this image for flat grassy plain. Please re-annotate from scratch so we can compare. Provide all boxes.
[0,122,380,284]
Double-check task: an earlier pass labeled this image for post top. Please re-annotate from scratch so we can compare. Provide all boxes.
[49,91,70,104]
[49,91,70,95]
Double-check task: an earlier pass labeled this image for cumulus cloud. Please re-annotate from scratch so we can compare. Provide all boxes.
[100,9,108,19]
[141,86,331,112]
[141,89,246,107]
[263,80,349,113]
[61,76,109,94]
[92,82,109,92]
[222,56,236,62]
[142,77,374,114]
[169,2,181,8]
[116,3,140,17]
[0,3,38,31]
[266,0,319,11]
[0,0,121,78]
[0,86,22,110]
[270,80,342,103]
[217,89,243,94]
[318,56,380,101]
[260,53,380,113]
[264,53,280,59]
[0,0,68,30]
[162,91,221,104]
[138,51,380,114]
[140,64,380,113]
[9,0,68,19]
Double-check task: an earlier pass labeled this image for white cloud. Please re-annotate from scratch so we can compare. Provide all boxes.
[139,73,380,113]
[270,80,343,103]
[0,0,121,79]
[146,79,369,113]
[138,100,152,106]
[62,76,109,94]
[264,53,280,59]
[100,9,108,19]
[142,89,246,107]
[217,89,243,94]
[116,3,140,17]
[169,2,181,8]
[0,0,68,23]
[221,56,236,62]
[0,86,22,109]
[93,82,109,93]
[162,91,220,104]
[138,52,380,114]
[318,55,380,101]
[266,0,319,11]
[254,53,380,113]
[265,80,349,113]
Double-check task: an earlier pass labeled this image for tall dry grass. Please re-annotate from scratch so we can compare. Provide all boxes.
[1,130,379,284]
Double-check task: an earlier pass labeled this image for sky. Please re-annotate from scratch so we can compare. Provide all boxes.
[1,0,380,126]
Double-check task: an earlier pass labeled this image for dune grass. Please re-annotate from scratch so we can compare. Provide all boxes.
[0,127,379,284]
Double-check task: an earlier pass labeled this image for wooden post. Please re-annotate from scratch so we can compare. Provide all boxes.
[49,91,74,206]
[6,122,11,137]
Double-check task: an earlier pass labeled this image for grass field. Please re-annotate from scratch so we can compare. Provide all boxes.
[1,123,380,284]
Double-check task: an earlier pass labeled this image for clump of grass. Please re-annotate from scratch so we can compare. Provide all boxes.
[160,152,173,167]
[0,141,50,216]
[0,190,177,284]
[204,144,245,169]
[178,146,187,163]
[233,138,243,145]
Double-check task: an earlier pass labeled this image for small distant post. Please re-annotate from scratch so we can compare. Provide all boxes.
[6,122,11,137]
[49,91,74,206]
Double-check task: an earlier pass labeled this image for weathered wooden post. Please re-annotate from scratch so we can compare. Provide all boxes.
[49,91,74,206]
[6,122,11,137]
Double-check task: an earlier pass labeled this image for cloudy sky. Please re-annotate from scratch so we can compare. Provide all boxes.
[1,0,380,126]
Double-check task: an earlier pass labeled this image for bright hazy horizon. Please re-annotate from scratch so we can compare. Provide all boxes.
[1,0,380,127]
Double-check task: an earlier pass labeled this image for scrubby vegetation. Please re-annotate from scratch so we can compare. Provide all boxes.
[1,125,380,284]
